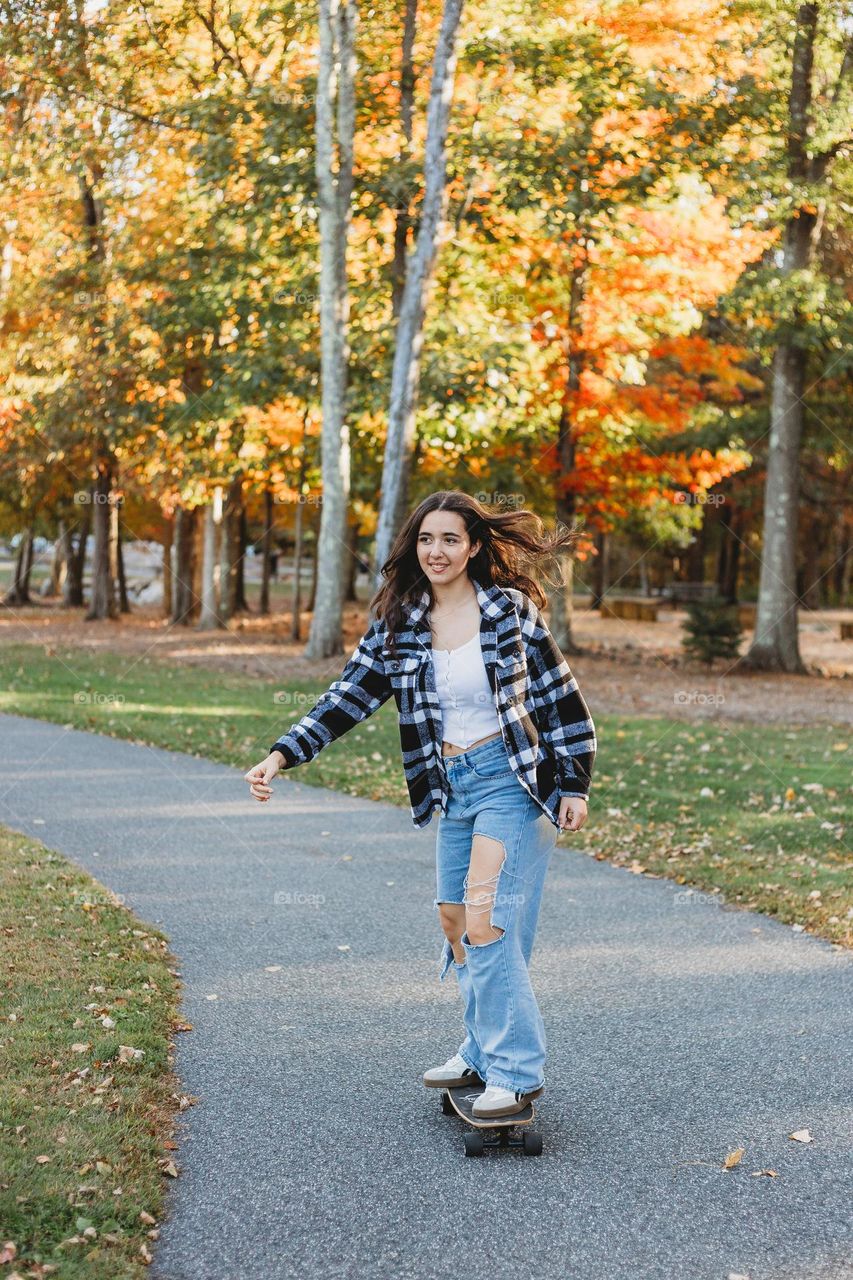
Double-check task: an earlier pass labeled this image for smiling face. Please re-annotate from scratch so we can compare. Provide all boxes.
[416,509,481,588]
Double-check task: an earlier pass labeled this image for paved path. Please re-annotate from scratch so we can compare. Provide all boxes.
[2,713,851,1280]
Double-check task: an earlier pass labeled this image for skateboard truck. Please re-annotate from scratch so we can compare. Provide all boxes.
[440,1084,544,1157]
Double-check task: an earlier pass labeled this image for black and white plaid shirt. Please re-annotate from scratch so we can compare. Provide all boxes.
[270,576,596,830]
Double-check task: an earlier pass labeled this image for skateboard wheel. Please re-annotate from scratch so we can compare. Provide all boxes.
[440,1092,454,1115]
[464,1131,485,1157]
[523,1130,543,1156]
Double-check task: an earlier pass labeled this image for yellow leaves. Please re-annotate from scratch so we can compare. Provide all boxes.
[723,1147,745,1169]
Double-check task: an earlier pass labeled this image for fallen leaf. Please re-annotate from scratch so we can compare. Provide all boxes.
[789,1129,813,1143]
[70,1042,91,1054]
[723,1147,745,1169]
[34,1155,51,1165]
[751,1169,778,1177]
[139,1211,157,1225]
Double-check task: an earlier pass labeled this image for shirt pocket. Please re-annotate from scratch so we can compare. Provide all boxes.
[494,650,528,709]
[386,653,425,713]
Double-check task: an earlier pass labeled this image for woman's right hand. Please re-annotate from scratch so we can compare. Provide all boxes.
[244,751,284,803]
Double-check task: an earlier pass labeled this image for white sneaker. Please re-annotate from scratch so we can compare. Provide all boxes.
[471,1084,544,1117]
[423,1052,483,1089]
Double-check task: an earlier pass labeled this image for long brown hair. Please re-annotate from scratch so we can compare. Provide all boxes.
[370,490,580,650]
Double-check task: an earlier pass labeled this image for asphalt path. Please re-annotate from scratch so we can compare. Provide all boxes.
[1,713,851,1280]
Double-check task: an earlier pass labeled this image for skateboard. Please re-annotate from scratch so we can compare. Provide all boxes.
[440,1083,543,1157]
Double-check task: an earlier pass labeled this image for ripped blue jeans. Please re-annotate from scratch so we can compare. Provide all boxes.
[434,734,558,1094]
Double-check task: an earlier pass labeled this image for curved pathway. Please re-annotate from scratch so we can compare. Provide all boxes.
[1,713,851,1280]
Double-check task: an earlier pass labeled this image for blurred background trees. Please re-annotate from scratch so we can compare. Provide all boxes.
[0,0,849,667]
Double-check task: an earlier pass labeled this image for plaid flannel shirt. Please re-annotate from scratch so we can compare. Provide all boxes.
[270,576,596,830]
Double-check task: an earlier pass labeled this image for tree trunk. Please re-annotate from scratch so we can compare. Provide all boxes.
[308,0,358,658]
[219,474,242,622]
[116,523,130,613]
[86,458,118,620]
[344,518,360,602]
[260,486,274,616]
[717,509,742,603]
[739,2,849,671]
[686,520,706,582]
[291,452,309,641]
[4,527,34,605]
[40,520,71,598]
[391,0,419,317]
[831,509,850,606]
[549,255,587,655]
[65,506,90,606]
[308,531,318,617]
[373,0,466,586]
[162,520,173,619]
[199,488,224,630]
[235,505,249,613]
[742,343,808,670]
[591,530,609,609]
[172,505,198,624]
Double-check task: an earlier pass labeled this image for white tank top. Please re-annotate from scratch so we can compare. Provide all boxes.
[431,631,501,747]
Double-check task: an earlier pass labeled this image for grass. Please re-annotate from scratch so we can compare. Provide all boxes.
[0,641,850,948]
[0,827,186,1279]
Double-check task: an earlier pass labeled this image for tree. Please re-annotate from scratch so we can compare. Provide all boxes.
[373,0,466,584]
[740,3,852,671]
[308,0,358,658]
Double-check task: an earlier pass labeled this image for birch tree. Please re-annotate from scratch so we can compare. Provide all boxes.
[307,0,358,658]
[373,0,465,585]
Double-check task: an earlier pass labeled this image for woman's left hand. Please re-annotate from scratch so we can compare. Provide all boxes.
[558,795,588,832]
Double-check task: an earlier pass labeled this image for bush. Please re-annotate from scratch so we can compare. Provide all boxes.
[681,597,743,667]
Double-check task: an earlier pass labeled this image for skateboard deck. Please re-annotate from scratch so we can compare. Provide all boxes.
[441,1084,543,1156]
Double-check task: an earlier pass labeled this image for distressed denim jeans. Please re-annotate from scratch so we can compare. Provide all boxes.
[434,734,558,1093]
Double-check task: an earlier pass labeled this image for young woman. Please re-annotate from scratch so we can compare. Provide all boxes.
[245,490,596,1117]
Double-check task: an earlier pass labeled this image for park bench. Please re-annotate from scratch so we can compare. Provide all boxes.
[600,596,659,622]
